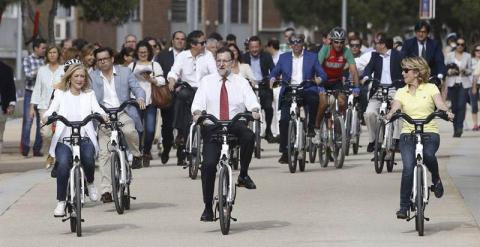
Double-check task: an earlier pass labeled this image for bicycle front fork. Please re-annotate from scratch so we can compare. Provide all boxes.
[412,163,429,205]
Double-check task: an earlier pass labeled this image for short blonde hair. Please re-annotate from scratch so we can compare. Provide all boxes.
[401,57,431,83]
[57,64,91,92]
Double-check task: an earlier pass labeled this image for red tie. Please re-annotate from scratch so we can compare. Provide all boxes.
[220,77,229,120]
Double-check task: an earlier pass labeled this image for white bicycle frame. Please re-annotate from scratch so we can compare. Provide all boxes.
[218,128,235,203]
[289,88,305,150]
[109,129,128,185]
[347,94,359,137]
[68,144,86,204]
[411,133,429,204]
[187,122,196,153]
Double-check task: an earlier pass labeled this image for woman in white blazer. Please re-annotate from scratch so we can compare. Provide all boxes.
[30,45,64,168]
[42,63,107,217]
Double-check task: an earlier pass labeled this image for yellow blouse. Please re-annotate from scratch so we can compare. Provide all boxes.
[394,83,440,133]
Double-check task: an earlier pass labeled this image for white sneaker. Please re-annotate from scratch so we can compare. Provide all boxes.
[87,183,99,202]
[54,201,66,217]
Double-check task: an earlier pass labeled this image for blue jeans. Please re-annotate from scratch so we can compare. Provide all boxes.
[55,138,96,201]
[21,89,42,154]
[140,104,157,154]
[398,133,440,210]
[448,85,468,131]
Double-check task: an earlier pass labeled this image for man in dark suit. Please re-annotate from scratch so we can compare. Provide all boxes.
[401,20,445,80]
[154,31,186,164]
[0,61,17,157]
[242,36,276,143]
[268,34,327,163]
[363,33,404,152]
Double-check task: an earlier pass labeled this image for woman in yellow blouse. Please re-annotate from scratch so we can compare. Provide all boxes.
[386,57,454,219]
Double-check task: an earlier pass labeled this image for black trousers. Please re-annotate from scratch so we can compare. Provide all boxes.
[160,96,174,155]
[259,86,274,135]
[172,86,197,160]
[201,121,255,205]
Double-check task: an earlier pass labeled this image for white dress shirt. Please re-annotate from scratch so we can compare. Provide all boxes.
[417,41,427,56]
[101,66,121,108]
[191,72,260,120]
[31,64,64,109]
[380,50,393,85]
[167,50,217,88]
[291,51,304,85]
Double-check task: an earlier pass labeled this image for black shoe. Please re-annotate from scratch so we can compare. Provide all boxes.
[131,156,143,169]
[278,153,288,164]
[33,151,44,157]
[143,153,151,167]
[394,139,400,152]
[433,179,444,198]
[101,192,113,203]
[453,129,462,138]
[50,162,58,178]
[265,133,275,143]
[272,135,281,143]
[396,208,408,219]
[200,207,214,222]
[160,150,170,164]
[307,127,316,137]
[367,142,375,153]
[237,175,257,189]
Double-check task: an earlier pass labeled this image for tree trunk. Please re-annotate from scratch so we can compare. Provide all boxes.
[47,0,58,44]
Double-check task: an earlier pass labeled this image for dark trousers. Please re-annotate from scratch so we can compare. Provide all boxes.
[21,89,42,154]
[448,85,468,132]
[139,104,157,154]
[279,90,318,153]
[201,121,255,206]
[259,86,274,136]
[398,133,440,210]
[55,138,95,201]
[173,86,197,160]
[160,99,174,155]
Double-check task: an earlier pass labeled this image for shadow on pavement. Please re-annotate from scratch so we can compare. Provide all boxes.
[402,221,478,236]
[207,220,290,234]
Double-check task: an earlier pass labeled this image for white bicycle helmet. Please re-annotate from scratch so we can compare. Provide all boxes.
[329,27,346,41]
[63,58,82,72]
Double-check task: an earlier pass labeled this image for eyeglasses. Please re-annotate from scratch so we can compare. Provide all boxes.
[289,39,304,45]
[97,57,111,63]
[475,49,480,52]
[333,40,345,45]
[216,59,232,65]
[402,68,412,73]
[457,43,465,47]
[192,40,207,46]
[350,44,361,48]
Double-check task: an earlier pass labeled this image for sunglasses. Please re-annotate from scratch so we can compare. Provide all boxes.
[457,43,465,47]
[350,44,361,48]
[192,40,206,46]
[289,39,304,45]
[476,49,480,52]
[333,40,345,45]
[402,68,413,73]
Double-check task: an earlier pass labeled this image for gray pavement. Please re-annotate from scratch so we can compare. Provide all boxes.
[0,118,480,246]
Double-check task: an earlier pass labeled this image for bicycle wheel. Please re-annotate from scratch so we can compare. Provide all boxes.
[416,167,425,236]
[333,115,346,169]
[308,137,317,163]
[287,120,297,173]
[318,118,329,168]
[298,121,306,172]
[345,108,353,156]
[189,125,201,179]
[352,117,361,155]
[374,120,386,174]
[111,152,124,214]
[74,166,82,237]
[231,147,239,170]
[68,203,76,233]
[254,120,261,159]
[218,166,231,235]
[387,150,395,173]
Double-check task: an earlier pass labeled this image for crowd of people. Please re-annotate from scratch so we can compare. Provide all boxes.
[0,19,477,222]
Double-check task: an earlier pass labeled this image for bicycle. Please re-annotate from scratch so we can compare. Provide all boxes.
[344,84,362,156]
[196,112,254,235]
[99,100,139,214]
[389,110,450,236]
[42,113,106,237]
[317,89,347,169]
[283,82,308,173]
[250,82,263,159]
[366,79,398,174]
[185,122,202,179]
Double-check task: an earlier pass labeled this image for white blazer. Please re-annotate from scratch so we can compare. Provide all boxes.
[43,90,106,157]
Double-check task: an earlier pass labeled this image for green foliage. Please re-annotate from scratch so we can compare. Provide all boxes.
[75,0,138,24]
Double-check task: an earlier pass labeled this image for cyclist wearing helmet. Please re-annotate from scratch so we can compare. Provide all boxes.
[315,27,360,127]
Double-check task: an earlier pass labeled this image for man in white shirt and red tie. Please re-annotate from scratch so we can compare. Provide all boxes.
[192,47,261,222]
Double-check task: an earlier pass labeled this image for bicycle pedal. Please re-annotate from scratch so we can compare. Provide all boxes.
[81,219,85,222]
[425,217,430,221]
[182,166,188,169]
[61,217,70,222]
[129,196,137,200]
[213,217,219,222]
[231,217,237,222]
[406,216,414,222]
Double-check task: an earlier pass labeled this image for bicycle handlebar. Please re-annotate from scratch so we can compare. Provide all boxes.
[196,112,254,127]
[42,112,106,128]
[389,110,450,125]
[100,99,139,116]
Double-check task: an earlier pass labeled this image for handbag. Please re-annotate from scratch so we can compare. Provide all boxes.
[132,62,172,109]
